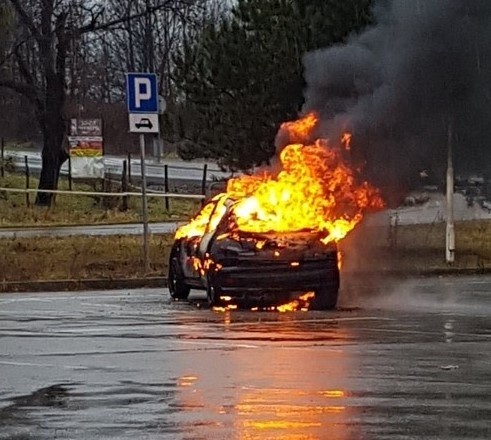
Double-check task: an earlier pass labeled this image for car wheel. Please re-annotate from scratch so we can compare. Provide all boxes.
[312,287,339,310]
[206,275,225,308]
[169,258,190,300]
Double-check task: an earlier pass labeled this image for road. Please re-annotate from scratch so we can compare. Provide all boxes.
[0,222,180,238]
[365,192,491,226]
[7,150,234,185]
[1,275,490,439]
[2,191,490,239]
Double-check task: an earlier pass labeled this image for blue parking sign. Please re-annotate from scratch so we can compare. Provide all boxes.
[126,73,158,113]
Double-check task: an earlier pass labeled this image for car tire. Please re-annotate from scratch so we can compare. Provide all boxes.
[206,275,225,308]
[169,258,190,300]
[312,287,339,310]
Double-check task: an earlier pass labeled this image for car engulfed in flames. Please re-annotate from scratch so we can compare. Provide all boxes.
[168,113,383,310]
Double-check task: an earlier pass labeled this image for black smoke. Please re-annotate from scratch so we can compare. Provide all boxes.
[303,0,491,204]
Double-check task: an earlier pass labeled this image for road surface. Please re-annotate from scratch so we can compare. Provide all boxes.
[0,222,180,238]
[366,192,491,226]
[1,275,490,439]
[2,192,491,239]
[7,150,234,185]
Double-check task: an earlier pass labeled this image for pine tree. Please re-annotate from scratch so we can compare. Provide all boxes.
[170,0,374,170]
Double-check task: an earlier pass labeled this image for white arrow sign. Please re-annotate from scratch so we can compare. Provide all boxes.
[129,113,159,133]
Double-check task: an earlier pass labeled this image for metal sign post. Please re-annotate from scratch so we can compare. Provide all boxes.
[140,134,150,273]
[446,122,455,264]
[126,72,160,274]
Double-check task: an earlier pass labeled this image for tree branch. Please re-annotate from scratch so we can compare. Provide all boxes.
[8,0,41,40]
[13,45,36,87]
[0,36,33,69]
[78,1,191,34]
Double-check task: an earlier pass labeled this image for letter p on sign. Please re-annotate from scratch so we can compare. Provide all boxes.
[126,73,158,113]
[135,78,152,108]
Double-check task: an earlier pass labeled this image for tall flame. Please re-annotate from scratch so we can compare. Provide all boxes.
[176,112,383,243]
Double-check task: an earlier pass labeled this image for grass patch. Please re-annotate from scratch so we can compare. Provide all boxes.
[0,171,201,227]
[1,220,490,284]
[0,234,174,282]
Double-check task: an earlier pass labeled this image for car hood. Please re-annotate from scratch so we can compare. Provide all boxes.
[209,229,337,263]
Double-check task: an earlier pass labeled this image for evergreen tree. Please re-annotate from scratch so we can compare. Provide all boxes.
[170,0,373,171]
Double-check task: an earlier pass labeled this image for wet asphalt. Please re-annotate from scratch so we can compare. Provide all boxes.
[0,275,490,440]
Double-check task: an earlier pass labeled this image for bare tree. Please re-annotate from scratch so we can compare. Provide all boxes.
[0,0,203,206]
[102,0,216,98]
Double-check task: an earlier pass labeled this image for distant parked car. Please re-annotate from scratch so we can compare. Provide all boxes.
[403,191,430,206]
[168,197,340,309]
[481,200,491,212]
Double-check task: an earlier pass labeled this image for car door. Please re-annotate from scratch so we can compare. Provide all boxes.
[181,198,228,279]
[197,198,229,261]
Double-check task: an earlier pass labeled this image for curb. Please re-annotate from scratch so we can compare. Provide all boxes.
[1,268,490,294]
[1,277,167,293]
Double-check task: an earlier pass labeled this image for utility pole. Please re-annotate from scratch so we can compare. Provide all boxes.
[446,122,455,264]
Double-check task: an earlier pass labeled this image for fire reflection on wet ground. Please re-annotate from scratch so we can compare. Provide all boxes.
[0,279,490,439]
[173,311,356,440]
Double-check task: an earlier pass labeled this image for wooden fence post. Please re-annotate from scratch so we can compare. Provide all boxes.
[127,153,132,185]
[201,164,208,206]
[388,211,399,249]
[68,156,73,191]
[0,137,4,178]
[121,160,128,211]
[24,155,30,207]
[164,164,170,211]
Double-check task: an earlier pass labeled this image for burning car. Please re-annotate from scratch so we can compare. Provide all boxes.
[169,195,340,309]
[169,112,384,310]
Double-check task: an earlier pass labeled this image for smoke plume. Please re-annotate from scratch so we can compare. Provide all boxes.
[303,0,491,203]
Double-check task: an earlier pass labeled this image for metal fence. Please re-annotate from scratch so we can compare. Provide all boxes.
[0,158,207,211]
[0,137,234,210]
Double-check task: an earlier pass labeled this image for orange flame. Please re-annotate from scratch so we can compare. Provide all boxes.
[279,112,318,144]
[191,255,222,276]
[337,251,343,270]
[175,195,227,240]
[341,132,352,151]
[176,112,383,243]
[276,292,316,312]
[210,292,316,313]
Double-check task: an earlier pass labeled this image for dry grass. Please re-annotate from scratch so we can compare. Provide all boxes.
[1,220,490,283]
[0,172,201,227]
[0,234,175,282]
